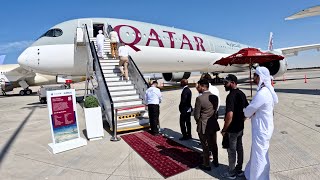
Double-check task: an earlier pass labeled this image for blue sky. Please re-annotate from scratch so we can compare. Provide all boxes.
[1,0,320,68]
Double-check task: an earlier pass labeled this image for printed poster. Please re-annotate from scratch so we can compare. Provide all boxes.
[47,89,80,144]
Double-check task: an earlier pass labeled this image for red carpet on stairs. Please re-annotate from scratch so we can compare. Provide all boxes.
[121,131,201,178]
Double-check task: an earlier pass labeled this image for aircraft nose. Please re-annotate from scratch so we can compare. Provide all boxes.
[18,48,30,69]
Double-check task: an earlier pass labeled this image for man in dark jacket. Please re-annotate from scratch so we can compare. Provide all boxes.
[221,74,249,179]
[179,79,192,140]
[194,79,220,171]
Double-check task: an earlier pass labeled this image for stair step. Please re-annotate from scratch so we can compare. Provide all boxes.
[105,77,125,82]
[103,73,121,78]
[113,95,140,102]
[116,105,146,115]
[116,117,149,132]
[114,100,142,108]
[101,66,118,70]
[102,69,121,74]
[109,85,134,91]
[100,59,119,63]
[107,80,132,86]
[100,62,119,66]
[110,90,137,96]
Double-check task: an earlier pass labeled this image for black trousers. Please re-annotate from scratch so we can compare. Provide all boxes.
[198,132,218,166]
[148,104,160,134]
[180,112,191,137]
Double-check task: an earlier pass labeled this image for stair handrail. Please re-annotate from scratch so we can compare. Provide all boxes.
[83,24,116,136]
[128,56,150,104]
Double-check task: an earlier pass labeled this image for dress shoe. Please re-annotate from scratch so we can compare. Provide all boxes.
[199,164,211,171]
[179,136,189,141]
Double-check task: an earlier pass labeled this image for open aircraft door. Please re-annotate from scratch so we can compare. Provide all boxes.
[78,19,93,37]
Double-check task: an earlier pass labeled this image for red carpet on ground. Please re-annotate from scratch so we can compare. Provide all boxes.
[121,131,201,178]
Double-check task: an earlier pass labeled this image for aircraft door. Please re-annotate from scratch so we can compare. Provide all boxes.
[78,19,93,37]
[209,41,215,53]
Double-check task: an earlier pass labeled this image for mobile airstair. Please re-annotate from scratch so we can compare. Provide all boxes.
[77,25,150,137]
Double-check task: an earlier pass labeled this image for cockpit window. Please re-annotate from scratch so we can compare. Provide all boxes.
[39,28,63,38]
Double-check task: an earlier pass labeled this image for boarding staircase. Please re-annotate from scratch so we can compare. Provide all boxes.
[81,27,150,133]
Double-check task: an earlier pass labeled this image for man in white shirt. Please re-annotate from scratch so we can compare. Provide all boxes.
[145,81,162,135]
[109,29,119,58]
[244,67,278,180]
[200,73,220,111]
[118,43,130,80]
[96,30,105,58]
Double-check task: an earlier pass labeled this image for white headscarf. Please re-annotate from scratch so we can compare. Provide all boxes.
[98,30,103,34]
[255,66,278,105]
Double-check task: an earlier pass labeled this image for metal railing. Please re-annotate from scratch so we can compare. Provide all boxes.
[128,56,150,104]
[83,25,117,141]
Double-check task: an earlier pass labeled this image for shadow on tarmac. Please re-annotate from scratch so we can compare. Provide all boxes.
[161,128,245,179]
[240,87,320,96]
[0,92,38,98]
[0,107,36,168]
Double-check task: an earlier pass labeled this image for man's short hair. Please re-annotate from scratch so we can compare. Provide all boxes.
[201,73,212,80]
[224,74,238,84]
[151,80,158,85]
[181,79,188,85]
[197,79,209,88]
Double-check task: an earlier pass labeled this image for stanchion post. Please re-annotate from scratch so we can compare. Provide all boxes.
[304,74,307,83]
[110,109,121,141]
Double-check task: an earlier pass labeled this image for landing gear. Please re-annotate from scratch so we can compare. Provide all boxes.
[40,97,47,104]
[19,88,32,96]
[211,73,223,84]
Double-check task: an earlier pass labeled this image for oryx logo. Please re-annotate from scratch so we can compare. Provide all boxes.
[226,42,241,48]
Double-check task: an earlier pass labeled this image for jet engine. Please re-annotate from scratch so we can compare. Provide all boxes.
[162,72,191,82]
[260,59,287,77]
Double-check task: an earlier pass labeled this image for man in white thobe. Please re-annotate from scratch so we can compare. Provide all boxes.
[244,66,278,180]
[96,30,105,58]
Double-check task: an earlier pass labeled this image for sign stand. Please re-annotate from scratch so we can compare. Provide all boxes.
[47,89,87,154]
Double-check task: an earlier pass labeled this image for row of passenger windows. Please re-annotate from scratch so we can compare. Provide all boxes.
[39,28,63,38]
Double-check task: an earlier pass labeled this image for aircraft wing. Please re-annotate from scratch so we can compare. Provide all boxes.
[285,6,320,20]
[275,44,320,57]
[0,64,35,82]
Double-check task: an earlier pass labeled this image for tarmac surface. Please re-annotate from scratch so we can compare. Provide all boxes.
[0,69,319,180]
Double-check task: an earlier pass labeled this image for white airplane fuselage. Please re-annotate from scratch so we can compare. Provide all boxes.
[17,18,288,79]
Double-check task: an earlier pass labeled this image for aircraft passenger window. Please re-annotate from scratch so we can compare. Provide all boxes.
[138,33,141,38]
[126,32,129,36]
[143,34,146,38]
[132,33,135,37]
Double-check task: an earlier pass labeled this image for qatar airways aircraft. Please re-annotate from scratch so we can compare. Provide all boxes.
[0,63,63,95]
[17,18,320,82]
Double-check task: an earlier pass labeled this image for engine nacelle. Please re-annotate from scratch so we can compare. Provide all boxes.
[260,59,287,78]
[162,72,191,82]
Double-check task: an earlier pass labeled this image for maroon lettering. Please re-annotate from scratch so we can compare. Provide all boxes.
[114,25,141,51]
[163,30,176,48]
[146,29,164,47]
[180,34,193,50]
[194,36,206,51]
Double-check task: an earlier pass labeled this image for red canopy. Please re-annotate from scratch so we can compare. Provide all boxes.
[214,48,284,66]
[214,48,284,97]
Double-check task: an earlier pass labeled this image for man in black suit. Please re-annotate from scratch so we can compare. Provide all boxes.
[179,79,192,140]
